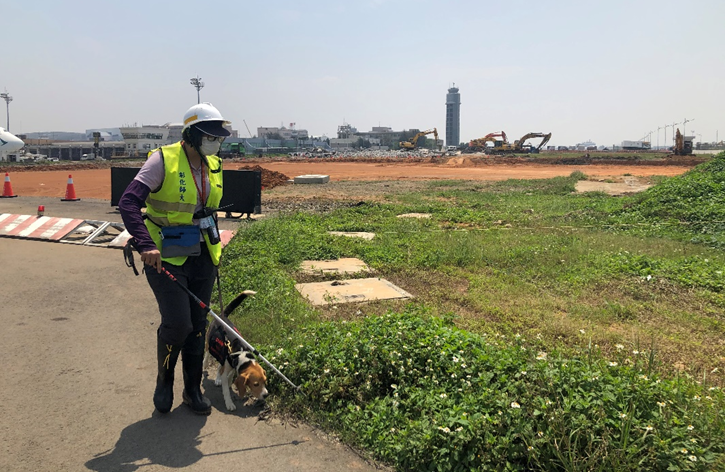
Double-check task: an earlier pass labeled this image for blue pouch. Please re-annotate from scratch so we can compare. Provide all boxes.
[160,225,201,258]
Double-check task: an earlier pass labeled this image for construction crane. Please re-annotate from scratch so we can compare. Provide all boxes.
[242,119,254,138]
[514,132,552,154]
[399,128,440,150]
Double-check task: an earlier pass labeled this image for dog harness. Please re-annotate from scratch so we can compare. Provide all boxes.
[208,323,244,367]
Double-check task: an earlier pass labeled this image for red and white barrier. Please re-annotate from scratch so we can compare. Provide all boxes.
[0,214,84,240]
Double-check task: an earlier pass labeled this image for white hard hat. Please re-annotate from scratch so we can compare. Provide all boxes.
[182,102,231,137]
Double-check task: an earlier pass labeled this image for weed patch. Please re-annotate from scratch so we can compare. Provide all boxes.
[217,161,725,470]
[264,309,725,471]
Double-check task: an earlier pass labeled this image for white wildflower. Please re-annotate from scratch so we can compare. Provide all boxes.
[579,329,586,334]
[440,393,447,399]
[609,362,618,367]
[511,401,521,408]
[615,344,624,350]
[688,455,697,462]
[687,425,694,431]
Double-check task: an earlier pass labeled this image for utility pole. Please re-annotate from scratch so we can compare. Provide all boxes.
[190,76,204,104]
[0,90,12,131]
[656,126,663,150]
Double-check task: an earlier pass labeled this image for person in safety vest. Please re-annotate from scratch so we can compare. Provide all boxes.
[119,103,231,415]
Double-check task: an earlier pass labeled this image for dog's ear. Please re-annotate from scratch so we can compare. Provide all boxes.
[233,371,249,394]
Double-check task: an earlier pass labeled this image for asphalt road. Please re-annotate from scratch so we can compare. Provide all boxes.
[0,198,382,472]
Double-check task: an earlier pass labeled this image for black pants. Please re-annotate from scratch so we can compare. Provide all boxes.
[145,245,217,346]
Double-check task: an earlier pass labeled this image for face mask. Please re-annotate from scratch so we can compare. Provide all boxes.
[199,140,221,157]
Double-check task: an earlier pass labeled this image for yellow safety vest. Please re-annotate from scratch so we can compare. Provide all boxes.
[144,142,223,266]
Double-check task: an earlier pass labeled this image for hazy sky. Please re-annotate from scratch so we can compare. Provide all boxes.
[4,0,724,147]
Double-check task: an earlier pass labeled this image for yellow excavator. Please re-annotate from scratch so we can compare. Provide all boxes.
[673,128,693,155]
[468,131,508,152]
[399,128,440,150]
[513,132,552,154]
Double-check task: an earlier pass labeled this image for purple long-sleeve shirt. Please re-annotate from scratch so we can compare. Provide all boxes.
[118,180,157,252]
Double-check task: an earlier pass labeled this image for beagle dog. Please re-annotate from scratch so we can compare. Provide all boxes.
[204,291,269,411]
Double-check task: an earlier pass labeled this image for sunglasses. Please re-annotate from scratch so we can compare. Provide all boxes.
[203,134,225,142]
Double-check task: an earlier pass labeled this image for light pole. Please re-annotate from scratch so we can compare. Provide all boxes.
[656,126,663,150]
[0,90,12,131]
[683,118,694,138]
[190,76,204,104]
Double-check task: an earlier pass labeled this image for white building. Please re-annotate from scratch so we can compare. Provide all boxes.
[257,125,308,140]
[119,125,170,157]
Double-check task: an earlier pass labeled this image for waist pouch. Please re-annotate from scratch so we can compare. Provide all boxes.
[160,225,201,258]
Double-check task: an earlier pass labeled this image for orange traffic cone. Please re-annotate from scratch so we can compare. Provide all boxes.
[1,172,18,198]
[61,174,80,201]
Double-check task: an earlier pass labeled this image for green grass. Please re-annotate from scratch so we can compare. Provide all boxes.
[216,153,725,471]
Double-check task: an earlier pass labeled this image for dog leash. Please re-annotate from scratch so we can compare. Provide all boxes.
[216,269,225,315]
[124,241,303,392]
[159,266,303,393]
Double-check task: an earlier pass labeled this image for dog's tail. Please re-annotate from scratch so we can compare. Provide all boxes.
[222,290,257,317]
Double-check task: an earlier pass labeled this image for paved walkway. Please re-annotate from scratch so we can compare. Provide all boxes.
[0,236,383,471]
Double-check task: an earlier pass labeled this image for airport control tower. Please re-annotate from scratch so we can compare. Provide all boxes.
[445,84,461,147]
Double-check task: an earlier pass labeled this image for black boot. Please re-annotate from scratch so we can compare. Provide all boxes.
[154,333,181,414]
[181,331,212,415]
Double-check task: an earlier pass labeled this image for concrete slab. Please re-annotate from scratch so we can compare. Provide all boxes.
[294,174,330,184]
[296,277,413,306]
[327,231,375,240]
[300,257,371,275]
[397,213,431,219]
[575,178,652,196]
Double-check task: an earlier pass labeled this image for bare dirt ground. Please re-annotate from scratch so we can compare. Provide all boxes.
[1,156,697,199]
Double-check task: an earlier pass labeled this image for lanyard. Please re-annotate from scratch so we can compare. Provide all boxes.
[188,160,206,206]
